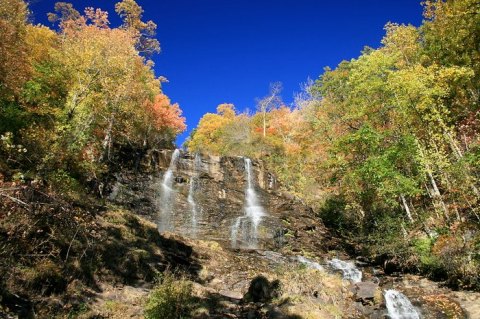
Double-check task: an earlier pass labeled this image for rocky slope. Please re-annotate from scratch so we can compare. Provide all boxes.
[2,149,479,318]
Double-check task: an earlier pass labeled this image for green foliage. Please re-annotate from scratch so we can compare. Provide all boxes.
[0,101,29,134]
[412,237,444,278]
[0,0,185,188]
[317,196,357,234]
[47,169,86,201]
[363,214,409,257]
[22,60,69,112]
[144,272,194,319]
[186,4,480,292]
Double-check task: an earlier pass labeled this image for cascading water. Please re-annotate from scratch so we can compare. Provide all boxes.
[187,153,202,237]
[231,158,266,248]
[158,149,180,232]
[296,256,324,271]
[328,258,362,283]
[384,289,420,319]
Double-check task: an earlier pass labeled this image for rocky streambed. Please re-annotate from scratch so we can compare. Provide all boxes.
[186,239,480,319]
[79,227,479,319]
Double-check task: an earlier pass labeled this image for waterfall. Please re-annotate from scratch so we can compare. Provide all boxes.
[158,149,180,232]
[231,158,266,248]
[328,258,362,283]
[296,256,324,271]
[187,153,202,237]
[384,290,420,319]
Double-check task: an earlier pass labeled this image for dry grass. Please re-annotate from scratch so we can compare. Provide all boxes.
[230,263,353,319]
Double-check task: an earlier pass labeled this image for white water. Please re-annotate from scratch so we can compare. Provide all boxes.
[231,158,266,248]
[187,154,202,237]
[384,289,420,319]
[328,258,362,283]
[296,256,324,271]
[158,149,180,232]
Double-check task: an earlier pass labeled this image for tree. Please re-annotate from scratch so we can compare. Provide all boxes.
[0,0,30,100]
[39,3,171,179]
[257,82,282,138]
[187,104,237,154]
[115,0,160,57]
[143,93,186,148]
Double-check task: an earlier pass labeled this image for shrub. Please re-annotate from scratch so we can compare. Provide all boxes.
[144,272,194,319]
[432,232,480,289]
[317,196,356,234]
[413,237,445,279]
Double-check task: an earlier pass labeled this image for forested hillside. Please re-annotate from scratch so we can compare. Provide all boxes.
[1,0,480,317]
[188,0,480,289]
[1,0,185,187]
[0,1,187,316]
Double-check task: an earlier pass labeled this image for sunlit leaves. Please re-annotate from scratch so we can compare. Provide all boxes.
[144,93,186,142]
[115,0,160,57]
[1,0,183,182]
[188,104,237,154]
[0,0,30,99]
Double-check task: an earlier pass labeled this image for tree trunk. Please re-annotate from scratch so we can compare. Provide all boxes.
[400,194,414,222]
[263,111,266,138]
[101,114,114,162]
[427,171,450,221]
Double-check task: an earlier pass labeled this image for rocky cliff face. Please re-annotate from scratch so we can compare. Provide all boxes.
[108,149,336,252]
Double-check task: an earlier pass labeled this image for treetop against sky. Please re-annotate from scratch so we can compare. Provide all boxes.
[30,0,423,145]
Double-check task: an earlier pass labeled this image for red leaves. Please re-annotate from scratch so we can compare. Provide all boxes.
[145,94,186,134]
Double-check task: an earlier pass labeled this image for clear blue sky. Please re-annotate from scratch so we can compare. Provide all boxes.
[29,0,423,146]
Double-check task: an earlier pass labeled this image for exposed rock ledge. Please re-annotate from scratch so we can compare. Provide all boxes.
[108,149,340,253]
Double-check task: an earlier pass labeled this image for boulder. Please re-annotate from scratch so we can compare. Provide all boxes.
[244,275,281,303]
[354,281,380,304]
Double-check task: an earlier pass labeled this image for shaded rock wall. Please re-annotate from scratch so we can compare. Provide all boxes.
[109,149,333,251]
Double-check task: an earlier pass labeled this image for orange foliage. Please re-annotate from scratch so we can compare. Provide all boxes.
[145,94,186,134]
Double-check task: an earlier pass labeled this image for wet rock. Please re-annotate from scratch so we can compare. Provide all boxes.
[355,256,370,267]
[108,150,335,253]
[175,176,187,184]
[353,281,380,304]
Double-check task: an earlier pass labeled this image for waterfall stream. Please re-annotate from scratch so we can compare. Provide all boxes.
[384,289,420,319]
[296,256,324,271]
[158,149,180,232]
[328,258,362,283]
[187,153,202,237]
[231,158,266,248]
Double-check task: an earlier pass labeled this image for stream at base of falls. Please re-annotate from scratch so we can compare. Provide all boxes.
[249,250,471,319]
[385,289,420,319]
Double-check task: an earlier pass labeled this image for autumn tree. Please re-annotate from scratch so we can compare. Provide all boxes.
[47,2,82,29]
[184,0,480,288]
[257,82,282,138]
[0,0,30,100]
[187,103,237,154]
[143,93,186,148]
[115,0,160,57]
[1,1,184,185]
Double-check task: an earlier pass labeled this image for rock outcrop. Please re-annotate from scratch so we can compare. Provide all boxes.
[108,149,336,252]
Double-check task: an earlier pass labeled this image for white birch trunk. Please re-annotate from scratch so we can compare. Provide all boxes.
[400,194,414,222]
